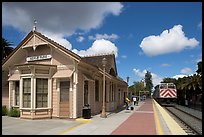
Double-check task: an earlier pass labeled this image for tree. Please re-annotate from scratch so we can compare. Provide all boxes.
[133,81,145,96]
[2,37,14,60]
[162,77,177,84]
[196,61,202,76]
[128,81,144,96]
[144,71,153,93]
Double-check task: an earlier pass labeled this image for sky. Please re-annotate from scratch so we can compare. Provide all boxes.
[2,2,202,88]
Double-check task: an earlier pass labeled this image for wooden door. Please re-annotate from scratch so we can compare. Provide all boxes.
[59,81,70,118]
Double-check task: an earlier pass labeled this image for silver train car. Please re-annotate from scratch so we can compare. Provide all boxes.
[153,83,177,106]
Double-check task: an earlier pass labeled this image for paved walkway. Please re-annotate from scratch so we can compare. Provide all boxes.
[2,98,189,135]
[62,103,144,135]
[111,99,156,135]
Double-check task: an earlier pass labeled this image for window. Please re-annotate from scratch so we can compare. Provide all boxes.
[160,83,167,89]
[84,80,89,105]
[167,83,176,89]
[109,82,115,102]
[109,82,112,102]
[36,78,48,108]
[23,78,31,108]
[95,80,99,101]
[15,81,20,106]
[60,81,70,102]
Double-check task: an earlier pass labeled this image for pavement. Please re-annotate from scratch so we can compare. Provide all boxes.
[2,116,85,135]
[2,98,189,135]
[2,102,142,135]
[62,102,144,135]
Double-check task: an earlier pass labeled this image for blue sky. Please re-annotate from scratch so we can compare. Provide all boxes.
[2,2,202,87]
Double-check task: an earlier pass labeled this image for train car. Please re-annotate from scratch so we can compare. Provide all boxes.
[153,83,177,106]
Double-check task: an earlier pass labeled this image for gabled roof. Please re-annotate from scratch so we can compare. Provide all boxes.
[81,54,118,76]
[2,31,33,65]
[2,30,81,66]
[2,30,121,80]
[34,31,81,61]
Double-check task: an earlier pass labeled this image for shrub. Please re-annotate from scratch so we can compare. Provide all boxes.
[2,105,7,116]
[8,107,20,117]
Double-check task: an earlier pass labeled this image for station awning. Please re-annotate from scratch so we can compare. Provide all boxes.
[52,69,74,78]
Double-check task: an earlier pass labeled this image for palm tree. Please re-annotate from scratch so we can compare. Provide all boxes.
[182,74,202,91]
[2,37,14,60]
[196,61,202,76]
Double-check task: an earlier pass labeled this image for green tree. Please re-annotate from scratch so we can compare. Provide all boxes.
[133,81,145,96]
[162,77,177,84]
[145,71,153,93]
[196,61,202,76]
[2,37,14,60]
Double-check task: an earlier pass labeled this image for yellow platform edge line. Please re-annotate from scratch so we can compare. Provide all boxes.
[57,119,92,135]
[152,100,164,135]
[153,99,188,135]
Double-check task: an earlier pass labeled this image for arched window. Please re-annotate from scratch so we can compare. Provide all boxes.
[109,68,116,77]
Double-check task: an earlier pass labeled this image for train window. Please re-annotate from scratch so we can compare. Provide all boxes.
[167,83,176,89]
[160,83,167,89]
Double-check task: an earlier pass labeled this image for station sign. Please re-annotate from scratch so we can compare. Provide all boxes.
[26,54,52,62]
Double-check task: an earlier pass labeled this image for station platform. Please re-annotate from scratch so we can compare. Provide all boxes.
[61,98,188,135]
[111,98,188,135]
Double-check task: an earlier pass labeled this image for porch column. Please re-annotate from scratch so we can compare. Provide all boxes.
[31,76,34,119]
[8,81,13,110]
[19,78,23,111]
[73,62,78,118]
[48,78,52,118]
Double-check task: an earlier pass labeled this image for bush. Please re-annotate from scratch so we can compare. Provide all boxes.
[8,107,20,117]
[2,105,7,116]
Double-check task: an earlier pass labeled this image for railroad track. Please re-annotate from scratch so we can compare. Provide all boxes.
[164,106,202,135]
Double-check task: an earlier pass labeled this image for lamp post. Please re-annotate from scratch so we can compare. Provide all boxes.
[126,76,129,97]
[101,58,107,118]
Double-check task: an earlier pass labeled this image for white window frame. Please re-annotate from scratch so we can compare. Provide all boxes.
[21,77,32,109]
[13,81,20,107]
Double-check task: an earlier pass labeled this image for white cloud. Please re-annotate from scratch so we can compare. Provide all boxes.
[121,55,127,59]
[42,31,72,49]
[180,67,193,75]
[133,68,163,87]
[197,54,202,62]
[3,2,123,35]
[161,63,171,67]
[172,74,187,79]
[139,25,199,56]
[2,2,123,51]
[89,33,119,41]
[133,69,147,78]
[151,73,163,87]
[198,21,202,29]
[72,39,118,57]
[77,36,85,42]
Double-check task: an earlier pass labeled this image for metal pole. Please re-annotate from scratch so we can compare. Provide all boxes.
[126,76,129,97]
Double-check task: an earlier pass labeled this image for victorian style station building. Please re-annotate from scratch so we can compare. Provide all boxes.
[2,27,128,119]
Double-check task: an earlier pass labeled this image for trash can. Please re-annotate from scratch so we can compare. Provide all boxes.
[82,104,91,119]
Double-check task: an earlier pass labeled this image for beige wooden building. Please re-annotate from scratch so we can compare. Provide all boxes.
[2,28,128,119]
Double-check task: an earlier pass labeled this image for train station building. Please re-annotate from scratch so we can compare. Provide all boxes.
[2,28,128,119]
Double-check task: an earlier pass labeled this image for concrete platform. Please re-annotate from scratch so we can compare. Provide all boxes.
[2,98,189,135]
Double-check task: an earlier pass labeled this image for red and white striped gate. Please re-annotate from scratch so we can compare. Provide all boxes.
[160,89,177,98]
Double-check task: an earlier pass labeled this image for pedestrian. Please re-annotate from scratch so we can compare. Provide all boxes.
[136,96,139,106]
[133,96,137,106]
[125,97,130,110]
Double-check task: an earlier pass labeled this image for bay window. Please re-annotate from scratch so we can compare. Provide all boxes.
[23,78,31,108]
[36,78,48,108]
